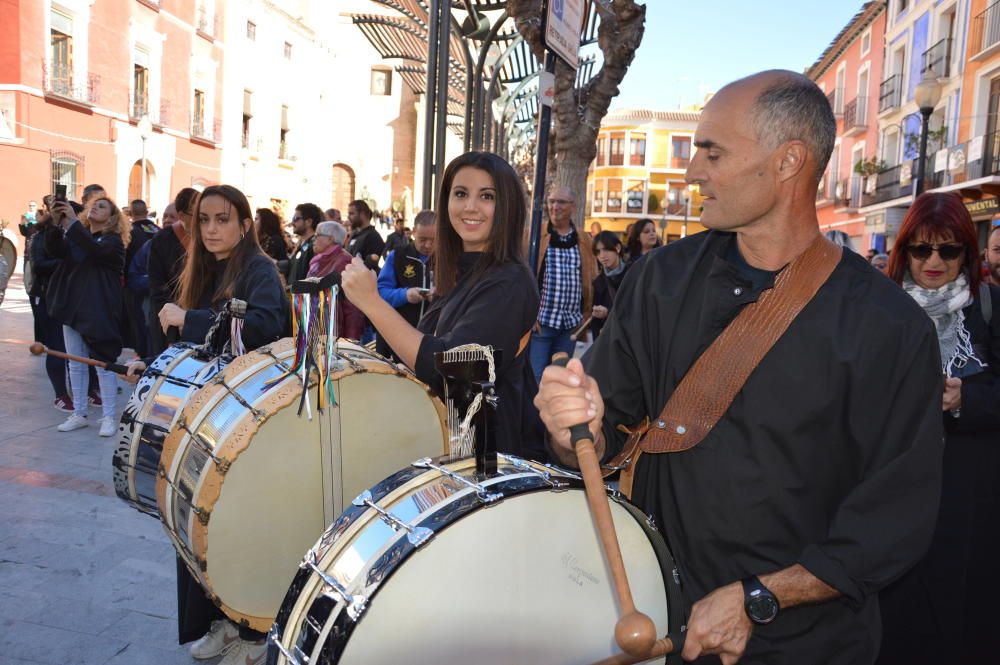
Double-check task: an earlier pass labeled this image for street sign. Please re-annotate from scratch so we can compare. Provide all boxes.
[545,0,585,69]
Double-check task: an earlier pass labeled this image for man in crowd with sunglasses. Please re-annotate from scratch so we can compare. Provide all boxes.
[536,70,943,664]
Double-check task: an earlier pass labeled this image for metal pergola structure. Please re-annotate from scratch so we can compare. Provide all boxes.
[350,0,601,208]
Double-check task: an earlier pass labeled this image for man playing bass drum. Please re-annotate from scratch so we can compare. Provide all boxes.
[535,71,943,664]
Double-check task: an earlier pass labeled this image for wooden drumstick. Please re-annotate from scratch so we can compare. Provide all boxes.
[570,316,594,342]
[29,342,138,383]
[589,632,686,665]
[550,353,657,657]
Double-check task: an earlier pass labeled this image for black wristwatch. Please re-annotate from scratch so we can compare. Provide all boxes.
[742,575,780,625]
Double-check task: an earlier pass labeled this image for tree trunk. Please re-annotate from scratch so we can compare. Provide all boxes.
[508,1,646,227]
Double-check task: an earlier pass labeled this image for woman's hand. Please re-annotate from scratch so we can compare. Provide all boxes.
[124,360,147,384]
[943,377,962,411]
[405,287,430,304]
[342,257,380,313]
[159,303,187,333]
[50,201,77,228]
[592,305,609,320]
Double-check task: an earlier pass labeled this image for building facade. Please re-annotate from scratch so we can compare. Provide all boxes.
[0,0,225,242]
[585,109,705,240]
[808,1,887,252]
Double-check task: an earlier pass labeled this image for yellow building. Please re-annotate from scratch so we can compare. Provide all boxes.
[586,109,705,240]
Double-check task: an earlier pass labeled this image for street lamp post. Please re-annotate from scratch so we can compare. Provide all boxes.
[913,71,943,197]
[138,115,153,202]
[682,184,697,238]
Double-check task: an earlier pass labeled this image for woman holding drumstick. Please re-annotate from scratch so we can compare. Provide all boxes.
[342,151,546,461]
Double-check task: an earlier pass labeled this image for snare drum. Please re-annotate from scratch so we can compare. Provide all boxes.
[268,454,684,665]
[157,339,449,632]
[112,343,229,516]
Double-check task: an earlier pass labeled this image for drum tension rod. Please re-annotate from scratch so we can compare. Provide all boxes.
[176,417,231,473]
[331,350,364,373]
[500,454,569,492]
[157,471,211,525]
[352,490,434,548]
[261,347,292,373]
[301,550,368,621]
[267,625,307,665]
[412,458,502,503]
[212,375,266,423]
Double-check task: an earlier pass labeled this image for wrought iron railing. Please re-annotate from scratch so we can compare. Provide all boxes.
[843,96,868,132]
[922,37,953,77]
[972,0,1000,55]
[42,63,99,105]
[879,75,902,113]
[827,88,844,116]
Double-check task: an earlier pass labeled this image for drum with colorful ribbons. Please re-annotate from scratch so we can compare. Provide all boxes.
[112,343,229,516]
[157,338,449,632]
[267,454,684,665]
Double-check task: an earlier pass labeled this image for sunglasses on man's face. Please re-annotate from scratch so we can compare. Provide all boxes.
[906,243,964,261]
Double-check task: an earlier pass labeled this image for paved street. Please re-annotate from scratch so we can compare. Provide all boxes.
[0,269,215,665]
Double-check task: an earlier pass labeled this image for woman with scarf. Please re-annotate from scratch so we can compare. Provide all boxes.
[341,151,545,461]
[625,217,660,263]
[590,230,630,339]
[877,192,1000,665]
[306,221,363,340]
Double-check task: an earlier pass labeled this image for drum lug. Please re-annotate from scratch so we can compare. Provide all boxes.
[353,490,440,544]
[268,625,306,665]
[608,489,626,504]
[197,557,208,572]
[214,457,231,474]
[407,526,434,549]
[194,506,211,526]
[500,454,569,492]
[302,550,369,622]
[411,458,503,504]
[646,513,658,532]
[673,566,682,586]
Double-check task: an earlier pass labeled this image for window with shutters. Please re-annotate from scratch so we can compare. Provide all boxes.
[49,11,73,96]
[132,49,150,119]
[242,90,253,149]
[192,89,206,137]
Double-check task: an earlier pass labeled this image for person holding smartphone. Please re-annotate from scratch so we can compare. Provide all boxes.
[45,194,128,437]
[375,209,435,361]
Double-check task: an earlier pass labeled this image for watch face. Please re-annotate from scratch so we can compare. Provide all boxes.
[747,594,779,624]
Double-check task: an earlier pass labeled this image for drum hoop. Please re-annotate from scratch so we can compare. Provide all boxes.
[160,339,448,632]
[272,456,681,662]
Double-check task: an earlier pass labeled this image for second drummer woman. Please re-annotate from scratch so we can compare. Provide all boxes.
[342,151,545,461]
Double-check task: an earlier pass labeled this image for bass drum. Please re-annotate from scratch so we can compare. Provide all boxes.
[158,339,449,633]
[268,454,685,665]
[112,343,229,516]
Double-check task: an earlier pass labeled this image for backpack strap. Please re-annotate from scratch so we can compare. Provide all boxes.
[980,281,992,327]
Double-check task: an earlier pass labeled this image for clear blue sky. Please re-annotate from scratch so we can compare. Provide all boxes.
[613,1,866,111]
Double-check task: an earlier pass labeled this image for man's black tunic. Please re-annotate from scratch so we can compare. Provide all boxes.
[583,231,944,664]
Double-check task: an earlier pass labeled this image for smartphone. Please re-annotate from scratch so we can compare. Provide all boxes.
[54,184,67,202]
[417,288,431,296]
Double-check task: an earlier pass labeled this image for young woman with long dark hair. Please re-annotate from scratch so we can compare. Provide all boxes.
[877,192,1000,664]
[625,217,661,262]
[254,207,288,263]
[590,230,630,339]
[342,151,545,460]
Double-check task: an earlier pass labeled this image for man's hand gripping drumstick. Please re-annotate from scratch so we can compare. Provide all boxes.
[537,354,683,663]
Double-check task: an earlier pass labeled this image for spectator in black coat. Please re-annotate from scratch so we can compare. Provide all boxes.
[124,199,160,356]
[286,203,321,284]
[590,230,630,339]
[147,188,197,356]
[28,208,72,410]
[47,196,129,437]
[255,207,289,264]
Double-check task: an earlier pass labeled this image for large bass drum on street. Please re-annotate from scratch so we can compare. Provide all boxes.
[112,343,229,516]
[157,339,449,633]
[267,454,684,665]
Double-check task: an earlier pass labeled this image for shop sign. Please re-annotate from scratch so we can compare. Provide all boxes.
[965,197,999,218]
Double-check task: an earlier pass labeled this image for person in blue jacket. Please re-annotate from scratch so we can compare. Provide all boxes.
[375,209,435,360]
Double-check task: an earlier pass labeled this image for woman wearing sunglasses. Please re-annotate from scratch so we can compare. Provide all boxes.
[877,192,1000,664]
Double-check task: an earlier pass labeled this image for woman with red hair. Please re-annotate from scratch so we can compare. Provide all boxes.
[878,192,1000,664]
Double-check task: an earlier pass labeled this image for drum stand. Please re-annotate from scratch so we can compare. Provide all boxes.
[434,346,500,476]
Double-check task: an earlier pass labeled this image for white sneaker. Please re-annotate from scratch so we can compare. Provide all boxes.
[57,414,88,432]
[189,619,240,659]
[98,417,116,437]
[218,638,266,665]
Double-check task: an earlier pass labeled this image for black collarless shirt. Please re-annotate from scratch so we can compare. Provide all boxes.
[583,231,944,664]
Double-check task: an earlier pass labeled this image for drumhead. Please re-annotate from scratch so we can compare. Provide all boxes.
[159,338,449,631]
[270,455,682,665]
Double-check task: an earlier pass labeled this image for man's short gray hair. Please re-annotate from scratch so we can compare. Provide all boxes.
[316,221,347,245]
[413,210,436,227]
[746,72,836,183]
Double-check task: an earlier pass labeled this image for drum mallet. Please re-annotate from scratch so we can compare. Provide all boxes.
[29,342,138,383]
[551,353,658,658]
[570,316,594,342]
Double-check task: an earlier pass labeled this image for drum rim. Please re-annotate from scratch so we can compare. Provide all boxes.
[269,455,683,664]
[159,339,449,632]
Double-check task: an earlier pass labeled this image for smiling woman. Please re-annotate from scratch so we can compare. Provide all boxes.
[341,151,545,461]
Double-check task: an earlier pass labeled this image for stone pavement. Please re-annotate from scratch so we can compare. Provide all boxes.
[0,270,221,665]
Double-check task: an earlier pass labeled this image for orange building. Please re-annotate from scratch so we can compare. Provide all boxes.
[807,1,887,252]
[0,0,224,257]
[585,109,705,240]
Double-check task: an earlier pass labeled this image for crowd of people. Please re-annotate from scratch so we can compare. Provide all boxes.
[9,68,1000,665]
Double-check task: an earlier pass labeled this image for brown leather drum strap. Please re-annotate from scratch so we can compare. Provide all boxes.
[640,234,842,454]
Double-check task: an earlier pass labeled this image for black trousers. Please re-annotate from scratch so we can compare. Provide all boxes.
[175,557,266,644]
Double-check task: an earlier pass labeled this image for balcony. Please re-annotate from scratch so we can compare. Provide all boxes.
[278,140,297,161]
[195,6,218,40]
[190,118,219,144]
[834,176,863,211]
[131,97,149,121]
[972,1,1000,58]
[879,75,902,114]
[816,172,834,205]
[42,63,99,106]
[921,37,953,78]
[827,88,844,117]
[843,96,868,137]
[925,131,1000,190]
